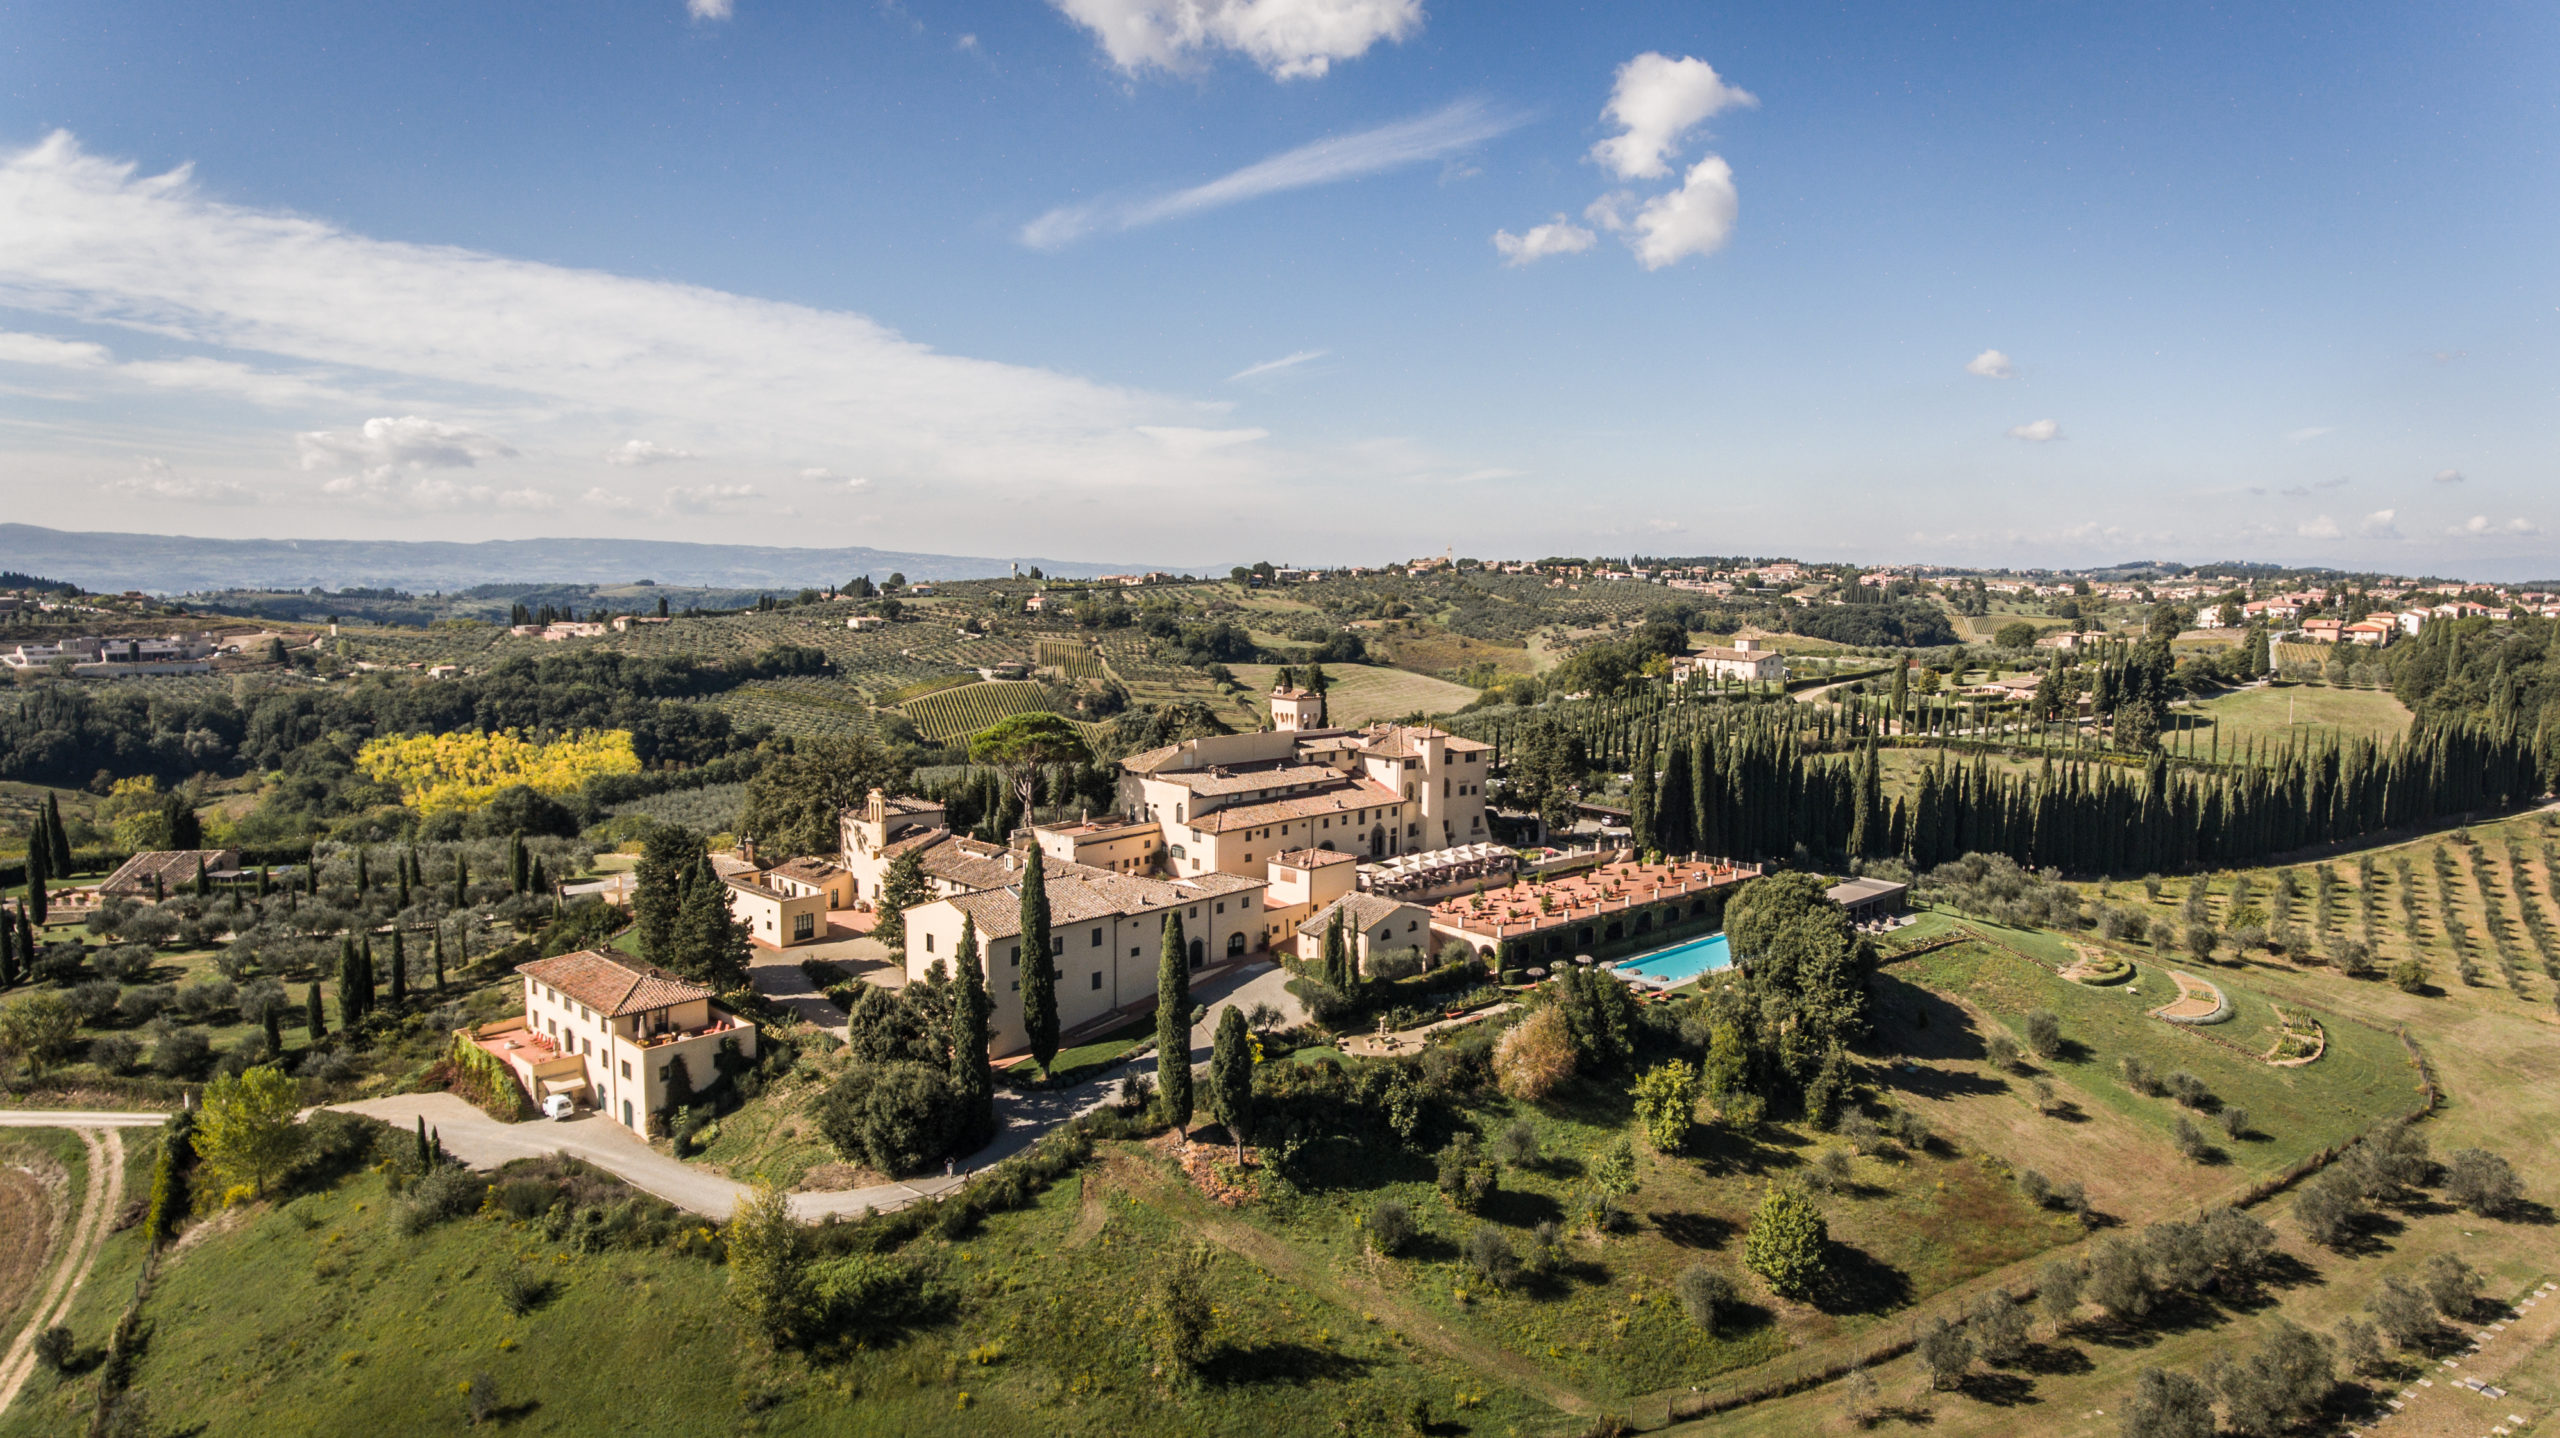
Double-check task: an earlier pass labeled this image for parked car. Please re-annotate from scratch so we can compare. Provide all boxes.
[543,1094,576,1121]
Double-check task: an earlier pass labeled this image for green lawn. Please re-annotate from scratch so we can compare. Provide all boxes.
[2180,682,2411,751]
[1229,663,1481,726]
[1890,940,2423,1177]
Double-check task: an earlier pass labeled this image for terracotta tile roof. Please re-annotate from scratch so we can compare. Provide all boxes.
[766,856,846,884]
[519,949,717,1017]
[921,838,1026,892]
[99,849,239,896]
[1296,892,1422,937]
[1155,762,1343,796]
[722,873,785,900]
[1271,848,1357,869]
[1188,778,1403,834]
[937,865,1267,942]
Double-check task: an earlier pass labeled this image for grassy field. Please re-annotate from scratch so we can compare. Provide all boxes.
[1229,663,1480,726]
[2179,682,2412,751]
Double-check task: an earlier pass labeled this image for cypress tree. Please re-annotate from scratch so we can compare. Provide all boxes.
[453,851,469,908]
[306,981,326,1039]
[17,911,35,971]
[337,937,365,1028]
[1157,912,1194,1135]
[263,1004,284,1058]
[1208,1005,1254,1162]
[432,926,448,990]
[0,904,16,986]
[509,833,529,896]
[415,1117,433,1168]
[1019,847,1059,1073]
[194,855,209,898]
[388,930,408,1005]
[23,831,49,927]
[1321,905,1349,988]
[256,864,271,898]
[949,915,996,1150]
[397,857,410,909]
[356,847,371,893]
[43,793,71,875]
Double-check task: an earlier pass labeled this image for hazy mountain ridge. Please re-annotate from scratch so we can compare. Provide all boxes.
[0,524,1156,594]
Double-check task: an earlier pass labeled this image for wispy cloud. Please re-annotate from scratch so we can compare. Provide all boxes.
[107,456,253,506]
[2358,509,2400,538]
[2431,467,2465,484]
[1020,100,1524,248]
[1229,349,1327,382]
[606,439,696,467]
[2284,425,2333,443]
[686,0,733,20]
[2452,515,2538,537]
[2007,419,2063,443]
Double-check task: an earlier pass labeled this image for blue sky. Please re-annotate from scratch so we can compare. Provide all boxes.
[2,0,2554,575]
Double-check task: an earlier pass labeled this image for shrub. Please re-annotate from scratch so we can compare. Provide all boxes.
[2390,958,2428,993]
[151,1027,212,1079]
[2220,1106,2250,1141]
[1367,1199,1416,1256]
[1971,1290,2028,1365]
[1525,1219,1566,1277]
[32,1325,72,1372]
[1464,1225,1520,1291]
[1811,1147,1854,1193]
[1915,1313,1973,1390]
[2166,1071,2211,1109]
[2334,1316,2385,1376]
[2121,1367,2215,1438]
[495,1265,555,1316]
[2443,1148,2522,1217]
[2366,1274,2437,1350]
[2085,1236,2154,1322]
[2171,1117,2212,1163]
[2024,1009,2062,1059]
[2038,1258,2084,1331]
[1743,1185,1828,1299]
[1435,1134,1498,1213]
[1984,1034,2022,1072]
[495,1178,559,1221]
[173,978,238,1023]
[1677,1264,1736,1330]
[89,1034,143,1075]
[66,979,121,1025]
[814,1061,964,1177]
[2292,1170,2366,1249]
[1492,1118,1541,1169]
[2118,1054,2162,1096]
[1492,1007,1575,1102]
[2422,1252,2478,1320]
[399,1165,491,1234]
[2017,1167,2051,1206]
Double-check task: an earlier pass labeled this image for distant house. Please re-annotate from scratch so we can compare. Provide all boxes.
[99,849,241,898]
[2033,631,2088,651]
[1673,638,1787,684]
[723,869,832,947]
[2344,619,2395,647]
[2301,617,2345,643]
[1825,876,1909,924]
[847,615,888,630]
[481,950,756,1136]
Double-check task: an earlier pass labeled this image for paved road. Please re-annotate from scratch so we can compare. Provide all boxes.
[0,1110,170,1129]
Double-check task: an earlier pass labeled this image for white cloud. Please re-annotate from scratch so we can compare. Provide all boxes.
[0,329,111,368]
[2284,426,2333,443]
[2452,515,2538,537]
[1022,100,1521,247]
[799,467,869,490]
[296,415,515,476]
[1590,53,1756,181]
[106,456,253,505]
[1229,348,1326,382]
[2431,467,2464,484]
[687,0,733,19]
[0,132,1311,529]
[1626,156,1739,269]
[2007,419,2063,443]
[1047,0,1422,80]
[320,470,553,512]
[606,438,696,467]
[2358,509,2400,538]
[666,483,763,514]
[1135,424,1268,455]
[1965,349,2015,380]
[1492,217,1597,267]
[580,486,641,512]
[2296,515,2342,539]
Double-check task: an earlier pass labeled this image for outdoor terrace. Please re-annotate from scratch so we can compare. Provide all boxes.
[1431,857,1760,941]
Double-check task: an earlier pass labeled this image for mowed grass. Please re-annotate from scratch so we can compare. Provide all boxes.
[1229,663,1481,725]
[2182,681,2411,749]
[1889,939,2423,1182]
[4,1155,1548,1438]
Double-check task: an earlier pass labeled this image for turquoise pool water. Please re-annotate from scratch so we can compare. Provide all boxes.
[1614,932,1732,987]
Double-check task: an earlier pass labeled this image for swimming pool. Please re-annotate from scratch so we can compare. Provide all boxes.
[1613,932,1732,988]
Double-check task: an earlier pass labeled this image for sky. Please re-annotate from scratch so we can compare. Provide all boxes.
[1,0,2555,577]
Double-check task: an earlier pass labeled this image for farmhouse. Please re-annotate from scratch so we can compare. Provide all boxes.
[98,848,242,899]
[480,949,757,1137]
[1426,856,1759,963]
[1672,638,1786,685]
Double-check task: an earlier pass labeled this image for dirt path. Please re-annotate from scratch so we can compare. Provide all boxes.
[0,1126,126,1418]
[2356,1278,2558,1438]
[1099,1154,1599,1418]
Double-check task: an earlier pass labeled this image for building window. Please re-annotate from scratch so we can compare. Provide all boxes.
[1090,927,1103,947]
[621,1060,632,1079]
[924,932,936,953]
[1090,971,1103,991]
[1009,944,1021,966]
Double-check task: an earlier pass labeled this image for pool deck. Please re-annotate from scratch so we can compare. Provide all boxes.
[1610,934,1733,990]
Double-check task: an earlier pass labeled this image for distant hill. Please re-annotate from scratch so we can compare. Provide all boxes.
[0,524,1159,594]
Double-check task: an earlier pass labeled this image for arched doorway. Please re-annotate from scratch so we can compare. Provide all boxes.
[1226,932,1246,956]
[1188,937,1204,969]
[621,1099,633,1129]
[1369,825,1386,857]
